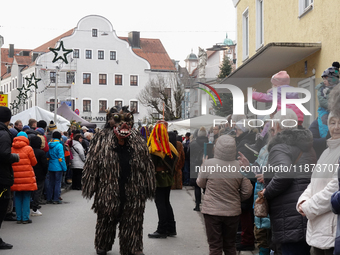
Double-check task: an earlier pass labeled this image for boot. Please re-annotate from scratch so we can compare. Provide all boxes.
[0,238,13,250]
[245,135,264,156]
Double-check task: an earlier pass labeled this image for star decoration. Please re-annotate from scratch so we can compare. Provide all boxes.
[25,73,41,89]
[49,41,73,64]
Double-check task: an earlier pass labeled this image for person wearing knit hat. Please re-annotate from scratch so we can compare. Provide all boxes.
[9,128,18,138]
[49,121,57,131]
[37,120,47,130]
[23,125,30,132]
[271,71,290,87]
[17,131,28,138]
[0,106,12,123]
[11,129,37,224]
[0,106,20,249]
[46,130,67,205]
[315,62,340,138]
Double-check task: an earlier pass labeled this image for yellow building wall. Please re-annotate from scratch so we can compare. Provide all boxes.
[236,0,340,79]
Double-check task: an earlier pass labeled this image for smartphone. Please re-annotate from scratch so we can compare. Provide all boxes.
[204,143,214,159]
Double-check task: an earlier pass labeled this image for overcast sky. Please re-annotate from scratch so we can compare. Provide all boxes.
[0,0,236,66]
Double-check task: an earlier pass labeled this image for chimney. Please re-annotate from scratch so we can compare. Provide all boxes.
[128,31,140,49]
[9,44,14,58]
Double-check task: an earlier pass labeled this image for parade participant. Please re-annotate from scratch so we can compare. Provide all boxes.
[0,107,20,249]
[147,121,178,239]
[82,105,156,255]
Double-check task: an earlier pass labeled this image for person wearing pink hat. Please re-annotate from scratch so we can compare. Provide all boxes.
[245,71,304,155]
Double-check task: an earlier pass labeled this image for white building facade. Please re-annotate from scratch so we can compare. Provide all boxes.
[1,15,176,126]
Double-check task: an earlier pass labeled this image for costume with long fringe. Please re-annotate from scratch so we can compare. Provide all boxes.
[82,106,156,255]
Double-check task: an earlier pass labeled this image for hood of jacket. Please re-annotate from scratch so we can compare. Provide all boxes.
[12,136,29,149]
[268,128,313,152]
[30,135,42,149]
[49,139,61,149]
[214,135,236,161]
[26,129,39,136]
[195,136,209,147]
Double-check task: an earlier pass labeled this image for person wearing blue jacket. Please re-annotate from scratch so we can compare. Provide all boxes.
[46,131,67,204]
[238,145,271,255]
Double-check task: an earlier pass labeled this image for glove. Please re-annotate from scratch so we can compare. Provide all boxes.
[11,153,20,163]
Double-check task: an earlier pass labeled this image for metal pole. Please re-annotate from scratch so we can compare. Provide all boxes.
[0,35,4,88]
[54,69,58,124]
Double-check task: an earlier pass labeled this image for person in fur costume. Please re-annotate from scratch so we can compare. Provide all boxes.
[82,105,156,255]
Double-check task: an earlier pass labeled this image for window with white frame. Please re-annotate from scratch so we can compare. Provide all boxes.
[256,0,264,50]
[50,72,56,83]
[73,49,79,58]
[299,0,313,17]
[242,8,249,60]
[99,74,107,85]
[99,100,107,113]
[130,75,138,86]
[92,29,98,37]
[110,51,116,60]
[86,50,92,59]
[98,50,104,60]
[67,72,75,84]
[83,100,91,112]
[115,100,123,107]
[130,100,138,113]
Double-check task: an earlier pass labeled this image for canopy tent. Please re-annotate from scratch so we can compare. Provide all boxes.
[57,103,97,129]
[10,106,70,132]
[168,114,227,135]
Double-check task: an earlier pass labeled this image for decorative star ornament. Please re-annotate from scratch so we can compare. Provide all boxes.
[25,73,41,89]
[49,41,73,64]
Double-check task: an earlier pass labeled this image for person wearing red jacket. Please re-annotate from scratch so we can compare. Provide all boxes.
[11,131,37,224]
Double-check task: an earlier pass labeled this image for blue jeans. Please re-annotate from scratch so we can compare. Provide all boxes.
[47,171,63,202]
[15,191,31,221]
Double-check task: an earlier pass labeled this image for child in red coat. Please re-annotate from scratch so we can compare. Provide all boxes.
[11,131,37,224]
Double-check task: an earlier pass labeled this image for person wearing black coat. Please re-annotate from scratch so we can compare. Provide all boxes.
[190,127,208,211]
[261,110,317,255]
[0,107,20,249]
[234,121,257,251]
[30,136,48,216]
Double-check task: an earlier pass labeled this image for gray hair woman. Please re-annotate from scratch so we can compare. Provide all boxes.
[260,108,317,255]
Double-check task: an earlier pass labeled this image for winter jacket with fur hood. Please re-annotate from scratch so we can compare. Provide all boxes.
[297,138,340,249]
[197,135,253,216]
[11,136,38,191]
[264,128,316,244]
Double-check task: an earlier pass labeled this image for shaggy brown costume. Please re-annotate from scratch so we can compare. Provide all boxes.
[82,106,156,255]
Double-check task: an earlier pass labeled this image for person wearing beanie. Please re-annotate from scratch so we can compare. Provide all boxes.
[37,120,47,130]
[0,107,20,249]
[22,125,30,132]
[189,127,209,211]
[314,61,340,138]
[248,70,304,156]
[49,121,57,131]
[11,130,37,224]
[35,128,49,153]
[46,131,67,204]
[197,135,253,255]
[9,128,18,139]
